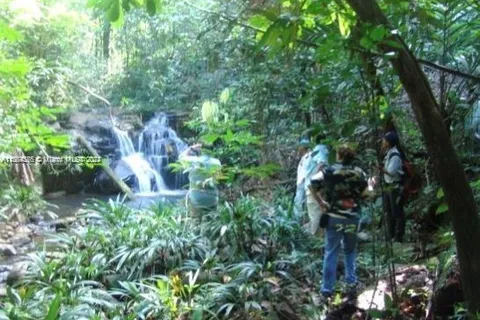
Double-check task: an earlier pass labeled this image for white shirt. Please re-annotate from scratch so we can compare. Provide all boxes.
[296,152,310,185]
[179,153,221,190]
[304,145,329,191]
[384,146,403,184]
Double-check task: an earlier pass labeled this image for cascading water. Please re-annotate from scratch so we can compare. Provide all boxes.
[113,127,135,157]
[122,153,165,194]
[138,113,188,189]
[111,113,188,195]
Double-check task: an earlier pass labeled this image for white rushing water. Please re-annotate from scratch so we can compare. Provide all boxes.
[113,127,135,157]
[121,153,165,194]
[138,113,188,189]
[112,113,188,194]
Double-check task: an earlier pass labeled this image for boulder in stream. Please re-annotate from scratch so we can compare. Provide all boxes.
[49,216,77,231]
[0,244,17,257]
[10,236,32,248]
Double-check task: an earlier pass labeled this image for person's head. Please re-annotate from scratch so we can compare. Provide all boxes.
[336,144,356,165]
[297,138,310,156]
[314,132,327,145]
[382,131,399,150]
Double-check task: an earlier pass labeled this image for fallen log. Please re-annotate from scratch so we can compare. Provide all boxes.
[76,135,135,200]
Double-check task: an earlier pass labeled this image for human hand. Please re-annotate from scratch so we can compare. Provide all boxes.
[190,144,202,151]
[368,177,378,189]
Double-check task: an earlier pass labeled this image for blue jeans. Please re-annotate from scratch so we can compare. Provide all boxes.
[321,216,359,295]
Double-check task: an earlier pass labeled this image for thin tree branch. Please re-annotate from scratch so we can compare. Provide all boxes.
[181,0,319,48]
[67,80,111,106]
[182,0,480,83]
[67,80,115,125]
[418,59,480,82]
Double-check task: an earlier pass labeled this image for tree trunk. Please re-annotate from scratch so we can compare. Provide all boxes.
[103,21,111,60]
[76,136,135,201]
[345,0,480,314]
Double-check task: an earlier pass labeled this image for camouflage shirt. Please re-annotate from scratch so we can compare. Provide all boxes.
[310,163,368,218]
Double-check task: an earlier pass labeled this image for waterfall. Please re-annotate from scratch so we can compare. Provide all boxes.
[138,113,188,189]
[122,153,165,194]
[111,112,188,194]
[113,127,135,157]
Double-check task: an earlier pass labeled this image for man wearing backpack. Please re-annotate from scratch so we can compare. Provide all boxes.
[309,145,368,300]
[379,131,406,243]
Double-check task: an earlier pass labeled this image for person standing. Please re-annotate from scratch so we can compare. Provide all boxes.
[304,133,330,236]
[379,131,406,242]
[179,143,222,217]
[309,145,368,300]
[293,138,311,219]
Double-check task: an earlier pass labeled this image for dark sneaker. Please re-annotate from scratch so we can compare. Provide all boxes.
[344,282,364,299]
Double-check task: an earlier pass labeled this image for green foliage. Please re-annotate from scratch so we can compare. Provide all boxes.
[0,184,57,220]
[0,2,74,164]
[0,194,320,319]
[87,0,162,26]
[185,89,280,186]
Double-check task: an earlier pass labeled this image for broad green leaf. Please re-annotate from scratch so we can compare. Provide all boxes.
[146,0,161,16]
[107,0,121,22]
[338,14,350,37]
[129,0,144,7]
[111,1,125,28]
[436,188,444,199]
[248,15,272,30]
[259,23,282,48]
[235,119,250,127]
[360,36,374,49]
[45,293,62,320]
[200,133,220,144]
[86,0,98,8]
[261,9,280,21]
[45,135,70,149]
[0,21,22,42]
[307,2,325,15]
[436,204,448,214]
[370,25,387,42]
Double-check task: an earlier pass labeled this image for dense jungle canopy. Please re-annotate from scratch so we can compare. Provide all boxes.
[1,0,480,319]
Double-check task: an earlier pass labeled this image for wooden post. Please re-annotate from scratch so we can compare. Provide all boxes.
[76,135,135,200]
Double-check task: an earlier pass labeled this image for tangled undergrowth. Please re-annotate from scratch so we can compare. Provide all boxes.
[0,194,330,320]
[0,186,469,320]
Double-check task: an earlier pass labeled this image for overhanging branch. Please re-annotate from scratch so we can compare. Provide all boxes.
[67,80,111,107]
[418,59,480,82]
[67,80,115,125]
[182,0,480,83]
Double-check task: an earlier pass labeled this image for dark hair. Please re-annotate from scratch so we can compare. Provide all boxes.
[384,131,399,147]
[337,145,356,165]
[315,132,326,144]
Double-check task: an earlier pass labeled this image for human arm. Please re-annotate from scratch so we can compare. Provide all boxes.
[309,185,330,211]
[308,169,330,211]
[179,144,202,160]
